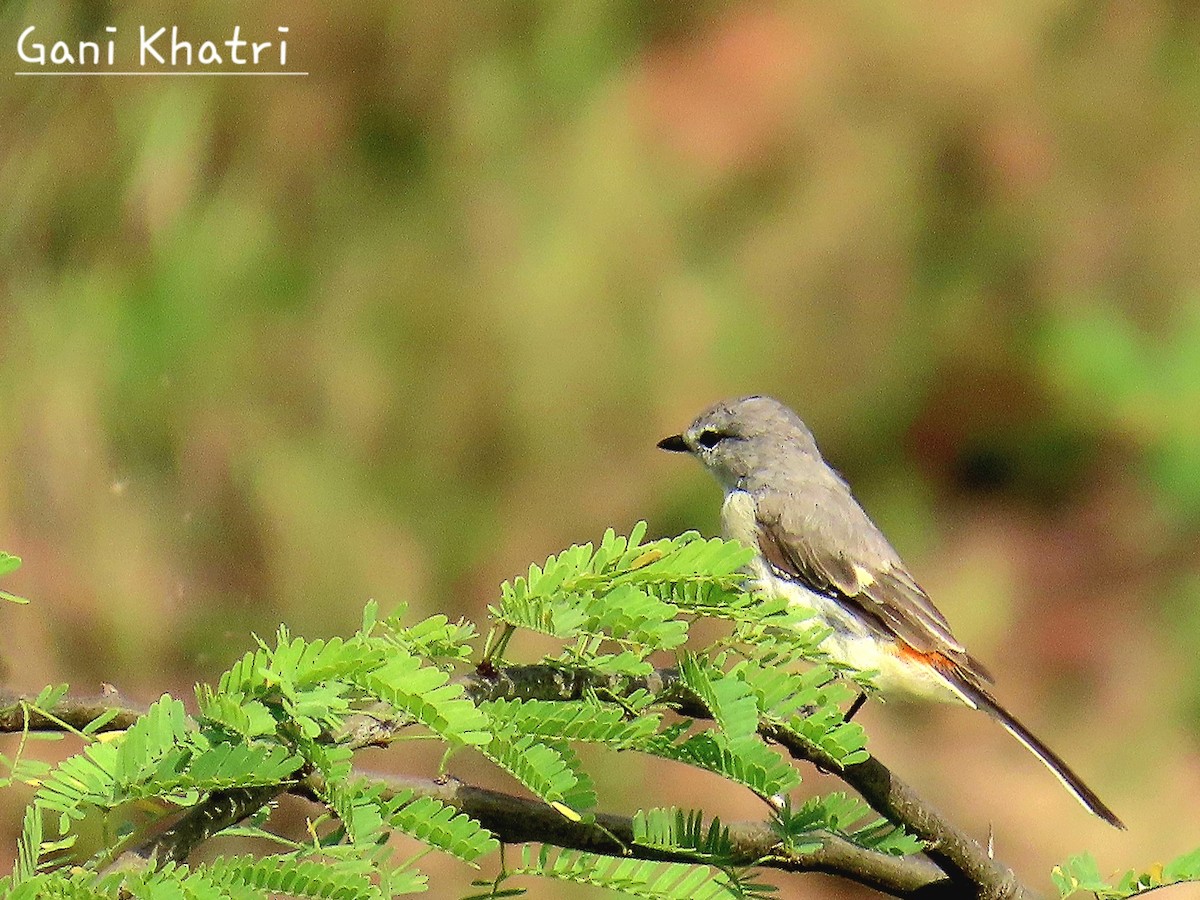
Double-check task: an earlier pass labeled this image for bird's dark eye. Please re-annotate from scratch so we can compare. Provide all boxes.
[697,430,728,449]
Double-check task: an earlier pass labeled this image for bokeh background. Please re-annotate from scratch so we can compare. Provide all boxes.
[3,1,1200,897]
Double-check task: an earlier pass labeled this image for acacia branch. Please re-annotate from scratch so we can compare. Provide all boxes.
[458,664,1035,900]
[297,771,951,898]
[0,691,143,734]
[130,785,290,866]
[0,668,1037,899]
[762,726,1030,900]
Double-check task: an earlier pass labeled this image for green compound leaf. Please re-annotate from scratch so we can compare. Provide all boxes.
[477,699,660,747]
[352,651,491,747]
[1053,848,1200,899]
[637,727,799,801]
[324,778,498,864]
[678,655,759,747]
[774,792,921,857]
[632,808,734,862]
[479,725,596,817]
[509,845,773,900]
[387,794,499,864]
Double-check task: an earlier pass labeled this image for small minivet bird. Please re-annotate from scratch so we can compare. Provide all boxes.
[659,395,1123,827]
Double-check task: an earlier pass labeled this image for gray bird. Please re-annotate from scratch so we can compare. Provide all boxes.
[658,395,1123,828]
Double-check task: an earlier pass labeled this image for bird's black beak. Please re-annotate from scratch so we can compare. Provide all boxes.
[657,434,690,453]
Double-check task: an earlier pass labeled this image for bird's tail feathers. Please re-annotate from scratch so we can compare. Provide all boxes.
[947,675,1124,829]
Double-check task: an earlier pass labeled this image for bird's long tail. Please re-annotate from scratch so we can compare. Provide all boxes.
[947,675,1125,829]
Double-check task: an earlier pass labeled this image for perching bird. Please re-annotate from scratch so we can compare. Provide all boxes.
[658,395,1123,828]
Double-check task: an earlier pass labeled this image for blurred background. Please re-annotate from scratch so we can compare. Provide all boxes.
[3,1,1200,896]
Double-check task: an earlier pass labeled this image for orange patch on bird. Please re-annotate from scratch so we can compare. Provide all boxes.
[894,644,951,670]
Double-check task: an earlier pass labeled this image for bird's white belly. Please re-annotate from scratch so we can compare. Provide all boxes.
[761,571,966,704]
[723,490,965,705]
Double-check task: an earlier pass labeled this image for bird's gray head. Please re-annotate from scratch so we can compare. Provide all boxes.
[657,396,820,490]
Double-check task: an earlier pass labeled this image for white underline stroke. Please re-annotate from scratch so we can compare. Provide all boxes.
[14,71,308,76]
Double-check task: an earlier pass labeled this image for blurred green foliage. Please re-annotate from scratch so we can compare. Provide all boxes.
[2,0,1200,895]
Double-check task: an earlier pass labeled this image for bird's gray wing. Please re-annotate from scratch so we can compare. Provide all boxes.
[754,488,993,683]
